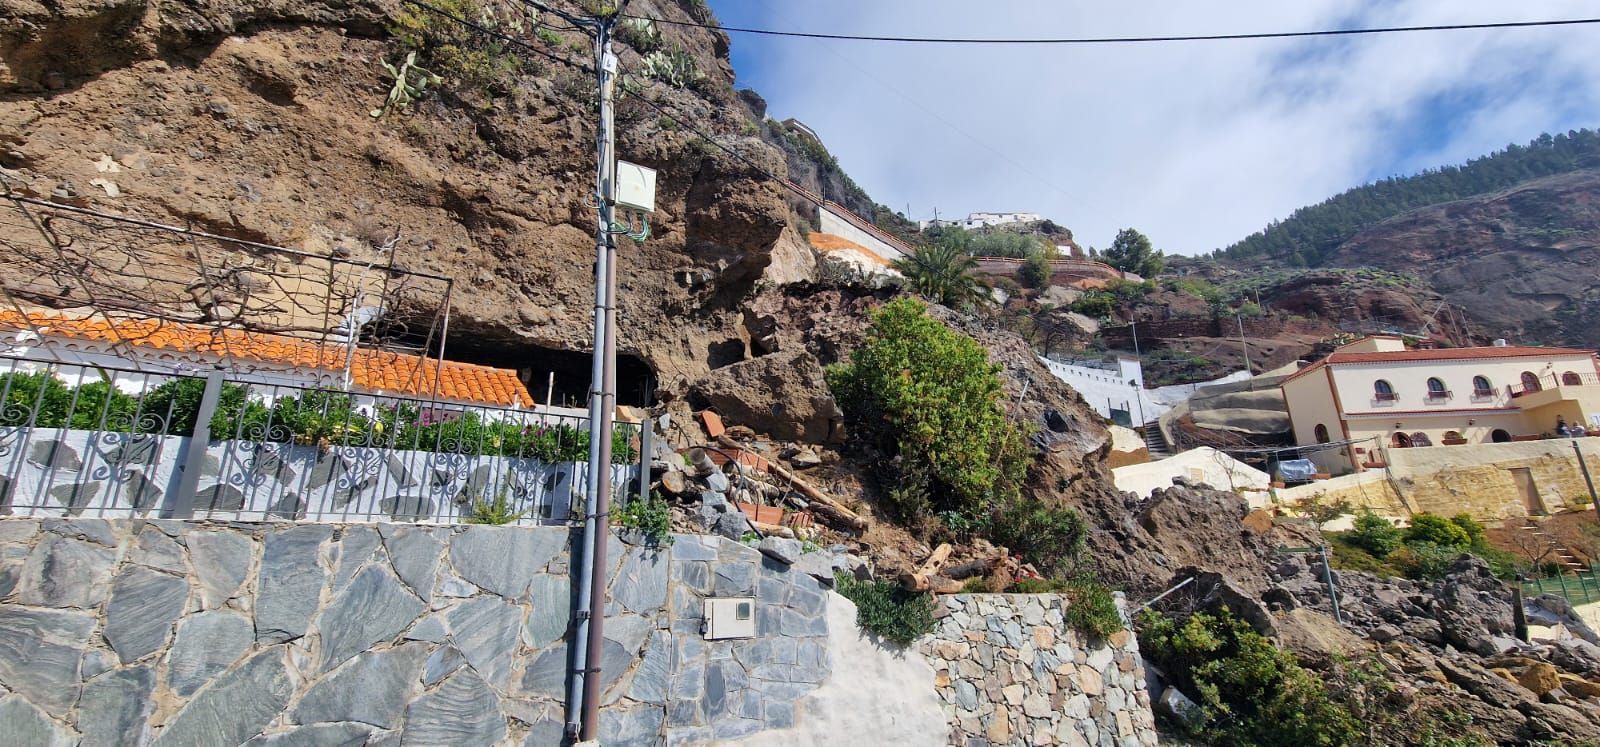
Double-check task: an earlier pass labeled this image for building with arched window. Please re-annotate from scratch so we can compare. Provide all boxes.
[1280,336,1600,474]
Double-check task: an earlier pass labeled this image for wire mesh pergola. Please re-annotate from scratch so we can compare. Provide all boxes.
[0,191,455,389]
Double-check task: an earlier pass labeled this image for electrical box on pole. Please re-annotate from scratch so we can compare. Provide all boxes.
[613,161,657,213]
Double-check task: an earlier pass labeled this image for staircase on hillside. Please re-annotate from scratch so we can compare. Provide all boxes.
[1141,420,1174,460]
[1520,519,1588,572]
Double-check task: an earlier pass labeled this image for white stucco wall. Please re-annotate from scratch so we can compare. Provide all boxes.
[1113,446,1272,506]
[818,208,906,264]
[1040,356,1249,424]
[737,594,948,746]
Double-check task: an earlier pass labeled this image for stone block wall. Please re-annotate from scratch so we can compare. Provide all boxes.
[0,518,834,746]
[919,594,1159,747]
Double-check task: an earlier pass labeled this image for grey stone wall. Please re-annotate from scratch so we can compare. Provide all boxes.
[0,518,835,746]
[919,594,1159,747]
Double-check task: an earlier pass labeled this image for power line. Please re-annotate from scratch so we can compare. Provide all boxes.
[623,14,1600,44]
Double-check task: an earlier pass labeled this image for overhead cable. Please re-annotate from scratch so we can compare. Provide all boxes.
[622,14,1600,45]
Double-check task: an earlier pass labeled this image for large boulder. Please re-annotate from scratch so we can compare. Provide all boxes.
[688,349,844,443]
[1429,557,1518,654]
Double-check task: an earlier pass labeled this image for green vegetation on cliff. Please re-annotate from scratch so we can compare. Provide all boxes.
[1217,129,1600,265]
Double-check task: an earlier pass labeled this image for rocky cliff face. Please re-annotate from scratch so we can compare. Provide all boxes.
[0,0,819,391]
[1318,170,1600,348]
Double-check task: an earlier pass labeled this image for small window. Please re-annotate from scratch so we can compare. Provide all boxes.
[1472,375,1493,396]
[1314,424,1330,444]
[1562,371,1582,386]
[1391,432,1413,448]
[1425,377,1448,399]
[1374,379,1396,401]
[1521,371,1542,393]
[1410,432,1432,447]
[1443,430,1463,442]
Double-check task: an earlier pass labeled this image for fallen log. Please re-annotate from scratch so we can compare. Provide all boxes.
[943,556,996,581]
[717,435,866,531]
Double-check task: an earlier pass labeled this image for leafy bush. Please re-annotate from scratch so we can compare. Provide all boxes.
[826,299,1029,523]
[614,493,673,546]
[1139,610,1359,745]
[988,497,1086,575]
[1346,511,1402,557]
[1450,513,1488,547]
[1404,513,1471,549]
[390,0,536,97]
[1385,542,1464,581]
[1020,252,1051,288]
[834,572,935,645]
[1070,290,1115,318]
[466,484,528,525]
[1063,578,1123,639]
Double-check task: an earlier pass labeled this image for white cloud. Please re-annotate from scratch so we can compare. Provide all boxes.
[716,0,1600,254]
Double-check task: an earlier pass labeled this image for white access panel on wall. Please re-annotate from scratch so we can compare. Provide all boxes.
[614,161,657,214]
[703,597,756,640]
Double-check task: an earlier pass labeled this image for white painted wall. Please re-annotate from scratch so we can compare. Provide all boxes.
[1113,446,1273,506]
[1040,356,1250,424]
[737,593,949,746]
[818,208,906,265]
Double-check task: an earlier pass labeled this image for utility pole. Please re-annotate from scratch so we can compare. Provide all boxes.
[1237,313,1254,390]
[1575,439,1599,522]
[548,0,628,741]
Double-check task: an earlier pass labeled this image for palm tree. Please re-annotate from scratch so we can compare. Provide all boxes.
[894,239,987,308]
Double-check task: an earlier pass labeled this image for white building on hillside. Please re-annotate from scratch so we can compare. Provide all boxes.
[920,212,1044,230]
[1280,335,1600,474]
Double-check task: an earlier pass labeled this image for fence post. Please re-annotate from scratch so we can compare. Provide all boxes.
[637,418,653,507]
[168,371,224,519]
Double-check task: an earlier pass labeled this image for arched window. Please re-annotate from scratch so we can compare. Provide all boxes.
[1443,430,1463,443]
[1491,429,1512,443]
[1314,424,1330,444]
[1410,432,1432,447]
[1562,371,1583,386]
[1391,432,1413,448]
[1425,377,1449,400]
[1521,371,1542,393]
[1374,379,1396,401]
[1472,375,1493,396]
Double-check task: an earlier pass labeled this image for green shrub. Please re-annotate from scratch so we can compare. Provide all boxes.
[826,299,1030,523]
[614,493,673,546]
[1347,511,1402,557]
[1070,290,1115,318]
[1020,252,1051,288]
[1450,514,1488,548]
[989,497,1086,575]
[466,484,527,525]
[1007,577,1066,593]
[1404,513,1471,549]
[1386,541,1464,580]
[834,572,935,645]
[1063,578,1123,639]
[390,0,535,97]
[1139,610,1359,745]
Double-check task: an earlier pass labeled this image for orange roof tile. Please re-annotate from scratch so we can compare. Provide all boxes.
[0,311,535,408]
[1281,343,1599,385]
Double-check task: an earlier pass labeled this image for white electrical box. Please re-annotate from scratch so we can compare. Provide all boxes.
[614,160,658,214]
[703,597,756,640]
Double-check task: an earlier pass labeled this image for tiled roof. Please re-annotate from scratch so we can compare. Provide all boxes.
[0,311,535,407]
[1281,343,1599,385]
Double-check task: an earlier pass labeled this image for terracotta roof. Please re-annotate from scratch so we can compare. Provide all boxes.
[1281,344,1599,385]
[0,311,535,408]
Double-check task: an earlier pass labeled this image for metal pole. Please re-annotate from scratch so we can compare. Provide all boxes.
[1320,545,1344,625]
[1575,439,1599,522]
[168,370,224,519]
[1237,313,1254,389]
[1130,321,1146,427]
[576,15,621,743]
[566,13,615,741]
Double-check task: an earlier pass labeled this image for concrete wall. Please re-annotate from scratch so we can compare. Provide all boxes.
[1112,447,1272,507]
[1276,439,1600,521]
[818,208,906,265]
[0,519,846,746]
[917,594,1158,747]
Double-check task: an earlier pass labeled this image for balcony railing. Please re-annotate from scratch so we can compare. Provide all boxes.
[0,355,640,524]
[1509,371,1600,398]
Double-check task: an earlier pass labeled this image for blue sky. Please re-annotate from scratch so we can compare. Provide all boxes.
[704,0,1600,254]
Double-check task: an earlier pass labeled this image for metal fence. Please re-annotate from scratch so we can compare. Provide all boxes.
[0,355,638,524]
[1523,570,1600,606]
